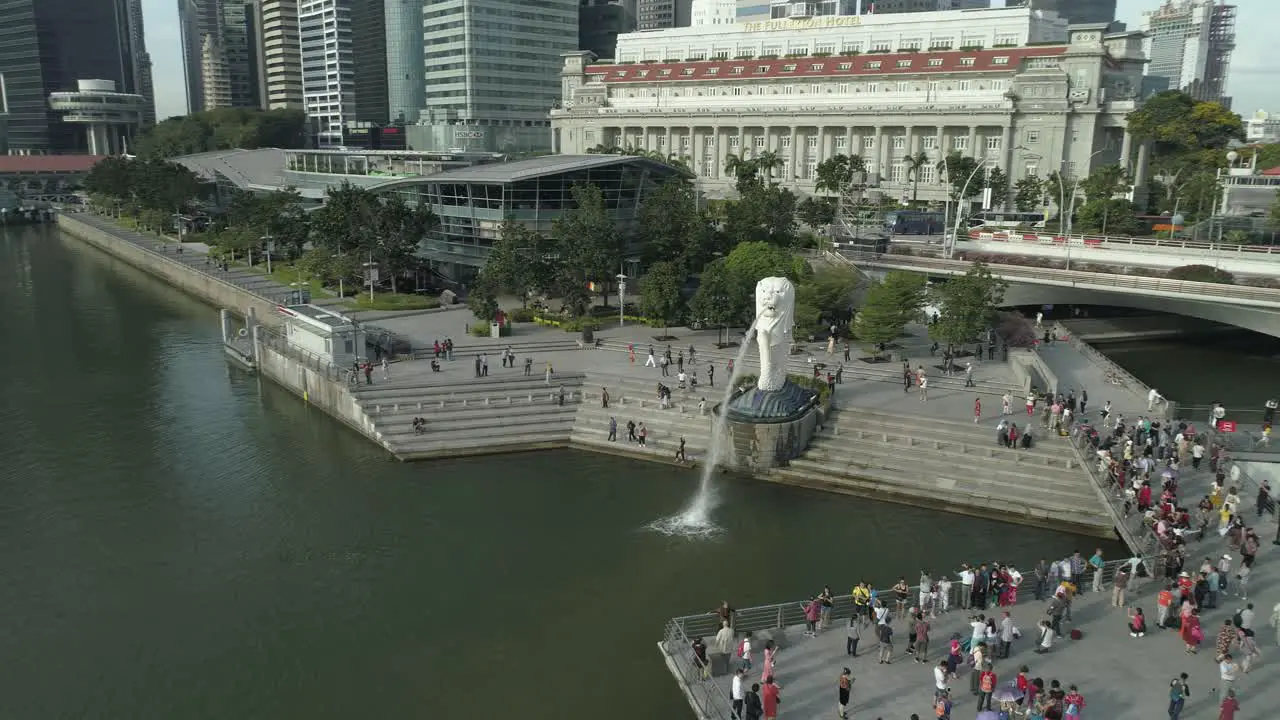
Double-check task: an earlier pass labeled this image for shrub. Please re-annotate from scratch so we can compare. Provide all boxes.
[1166,264,1236,284]
[562,317,601,332]
[997,311,1037,348]
[1239,276,1280,289]
[508,307,538,323]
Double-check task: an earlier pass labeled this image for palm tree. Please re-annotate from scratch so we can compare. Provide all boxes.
[814,154,868,196]
[723,153,752,181]
[904,151,931,205]
[755,150,784,183]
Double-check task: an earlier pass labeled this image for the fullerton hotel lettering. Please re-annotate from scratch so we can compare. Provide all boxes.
[741,16,862,32]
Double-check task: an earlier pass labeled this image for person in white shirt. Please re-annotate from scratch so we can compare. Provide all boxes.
[937,577,952,614]
[1148,387,1163,411]
[1212,402,1227,429]
[970,617,987,648]
[958,566,975,610]
[1035,620,1055,653]
[730,668,746,719]
[933,661,948,697]
[874,603,889,626]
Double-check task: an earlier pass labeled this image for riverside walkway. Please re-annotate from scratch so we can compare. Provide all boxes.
[663,534,1277,720]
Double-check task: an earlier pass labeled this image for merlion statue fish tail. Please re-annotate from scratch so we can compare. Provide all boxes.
[754,277,795,392]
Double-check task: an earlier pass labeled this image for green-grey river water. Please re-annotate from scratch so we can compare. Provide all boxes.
[0,226,1118,718]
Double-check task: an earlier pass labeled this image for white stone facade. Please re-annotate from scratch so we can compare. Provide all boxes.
[552,23,1152,202]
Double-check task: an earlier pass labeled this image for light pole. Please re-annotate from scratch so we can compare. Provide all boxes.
[616,267,627,328]
[947,162,987,259]
[261,232,273,275]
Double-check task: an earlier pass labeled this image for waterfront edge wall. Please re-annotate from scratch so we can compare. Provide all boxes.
[56,214,285,326]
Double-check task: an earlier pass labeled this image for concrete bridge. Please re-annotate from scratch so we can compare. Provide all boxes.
[846,252,1280,337]
[954,230,1280,277]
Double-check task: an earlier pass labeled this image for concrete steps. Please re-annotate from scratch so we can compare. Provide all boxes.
[352,373,586,460]
[769,406,1115,534]
[570,373,719,465]
[414,338,583,359]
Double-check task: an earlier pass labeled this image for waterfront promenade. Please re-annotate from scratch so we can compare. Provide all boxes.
[665,530,1277,720]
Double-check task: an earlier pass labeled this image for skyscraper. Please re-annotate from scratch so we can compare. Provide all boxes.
[636,0,692,29]
[184,1,259,111]
[126,0,156,126]
[384,0,424,123]
[0,0,147,152]
[1141,0,1235,107]
[250,0,304,110]
[299,0,355,147]
[351,1,388,124]
[416,0,577,152]
[1010,0,1116,26]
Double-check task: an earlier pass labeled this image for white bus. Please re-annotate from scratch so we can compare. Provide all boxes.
[967,211,1047,230]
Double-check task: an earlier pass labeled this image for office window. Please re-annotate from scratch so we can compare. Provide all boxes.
[784,85,795,94]
[863,136,876,149]
[816,43,836,54]
[896,60,911,68]
[993,57,1010,65]
[729,136,740,149]
[867,82,878,93]
[755,66,770,74]
[923,136,938,150]
[659,69,671,76]
[953,136,969,150]
[803,161,816,179]
[780,136,791,148]
[986,136,1002,150]
[1025,163,1038,177]
[810,64,824,72]
[958,80,971,92]
[892,135,906,150]
[928,58,943,67]
[890,163,905,183]
[810,84,820,94]
[782,64,797,72]
[1026,130,1040,144]
[866,61,882,70]
[900,39,922,50]
[932,36,954,48]
[919,165,936,184]
[991,80,1006,91]
[838,63,852,71]
[681,68,695,76]
[995,34,1018,46]
[838,83,849,94]
[842,42,864,53]
[705,67,720,75]
[896,81,910,92]
[657,136,665,148]
[834,136,847,149]
[754,136,765,148]
[731,66,744,75]
[1072,129,1080,143]
[960,57,975,66]
[806,135,818,148]
[681,136,690,148]
[732,87,743,95]
[872,42,891,52]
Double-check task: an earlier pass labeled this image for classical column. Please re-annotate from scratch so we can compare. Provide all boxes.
[968,126,979,159]
[876,126,888,179]
[737,126,746,161]
[906,125,917,157]
[1134,141,1151,187]
[764,126,773,154]
[789,125,798,181]
[845,127,855,158]
[935,126,945,157]
[664,127,673,158]
[711,126,721,179]
[822,126,833,165]
[1000,125,1012,169]
[1120,131,1133,172]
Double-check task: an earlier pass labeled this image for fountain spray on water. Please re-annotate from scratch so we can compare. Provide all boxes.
[647,321,756,538]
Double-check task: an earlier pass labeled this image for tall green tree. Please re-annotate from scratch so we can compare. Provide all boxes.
[1269,189,1280,230]
[814,154,867,195]
[1075,198,1143,235]
[1126,91,1243,204]
[1013,176,1045,213]
[635,178,717,270]
[689,259,742,343]
[551,183,620,315]
[796,196,837,229]
[985,167,1010,210]
[481,219,550,306]
[853,271,926,348]
[723,183,798,247]
[1078,164,1130,203]
[638,261,687,336]
[938,152,981,201]
[927,263,1008,348]
[134,108,307,159]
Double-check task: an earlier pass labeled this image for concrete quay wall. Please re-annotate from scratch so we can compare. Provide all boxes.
[56,214,284,326]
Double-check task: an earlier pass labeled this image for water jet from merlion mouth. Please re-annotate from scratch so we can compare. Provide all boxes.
[649,277,821,539]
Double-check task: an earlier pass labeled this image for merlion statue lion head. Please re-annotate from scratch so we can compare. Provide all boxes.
[754,276,795,346]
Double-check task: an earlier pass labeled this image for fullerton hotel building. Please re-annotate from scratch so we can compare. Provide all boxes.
[551,0,1153,204]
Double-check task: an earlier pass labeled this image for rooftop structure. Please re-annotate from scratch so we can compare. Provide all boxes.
[276,304,366,368]
[1140,0,1235,108]
[48,80,146,156]
[553,23,1151,202]
[1245,110,1280,144]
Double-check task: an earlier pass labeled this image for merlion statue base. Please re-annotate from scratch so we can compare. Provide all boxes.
[716,277,822,471]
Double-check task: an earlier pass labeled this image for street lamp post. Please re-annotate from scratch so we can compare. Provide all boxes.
[947,162,988,259]
[261,232,273,275]
[616,268,627,328]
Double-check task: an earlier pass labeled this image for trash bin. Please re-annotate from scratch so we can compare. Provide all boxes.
[490,322,501,339]
[582,327,594,344]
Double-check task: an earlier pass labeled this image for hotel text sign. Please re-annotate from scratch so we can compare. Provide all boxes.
[742,16,862,32]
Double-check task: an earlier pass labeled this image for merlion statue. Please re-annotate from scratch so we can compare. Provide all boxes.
[753,277,795,392]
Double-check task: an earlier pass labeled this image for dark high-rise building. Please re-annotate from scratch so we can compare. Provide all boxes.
[351,0,388,124]
[1010,0,1117,26]
[0,0,147,152]
[580,0,636,61]
[636,0,691,29]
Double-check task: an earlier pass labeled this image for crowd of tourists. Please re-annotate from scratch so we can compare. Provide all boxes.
[690,528,1271,720]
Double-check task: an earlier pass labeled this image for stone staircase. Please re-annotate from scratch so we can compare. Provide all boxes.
[571,373,718,465]
[773,407,1115,535]
[413,337,583,360]
[352,372,586,460]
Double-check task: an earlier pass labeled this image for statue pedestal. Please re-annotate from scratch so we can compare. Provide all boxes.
[719,380,822,470]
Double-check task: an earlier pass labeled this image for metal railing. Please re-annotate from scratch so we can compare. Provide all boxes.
[1049,321,1169,421]
[660,557,1151,720]
[256,327,344,383]
[857,254,1280,305]
[963,230,1280,257]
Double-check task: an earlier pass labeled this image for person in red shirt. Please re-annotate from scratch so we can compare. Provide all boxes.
[762,676,781,720]
[974,398,982,423]
[1015,666,1030,707]
[1157,584,1175,629]
[976,664,997,712]
[1218,688,1240,720]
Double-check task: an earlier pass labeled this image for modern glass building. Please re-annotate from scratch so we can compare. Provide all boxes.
[299,0,355,147]
[418,0,578,153]
[351,0,388,124]
[374,154,690,283]
[384,0,424,123]
[0,0,150,153]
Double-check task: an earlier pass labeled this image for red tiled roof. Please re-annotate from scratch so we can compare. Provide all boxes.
[585,46,1067,83]
[0,155,106,173]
